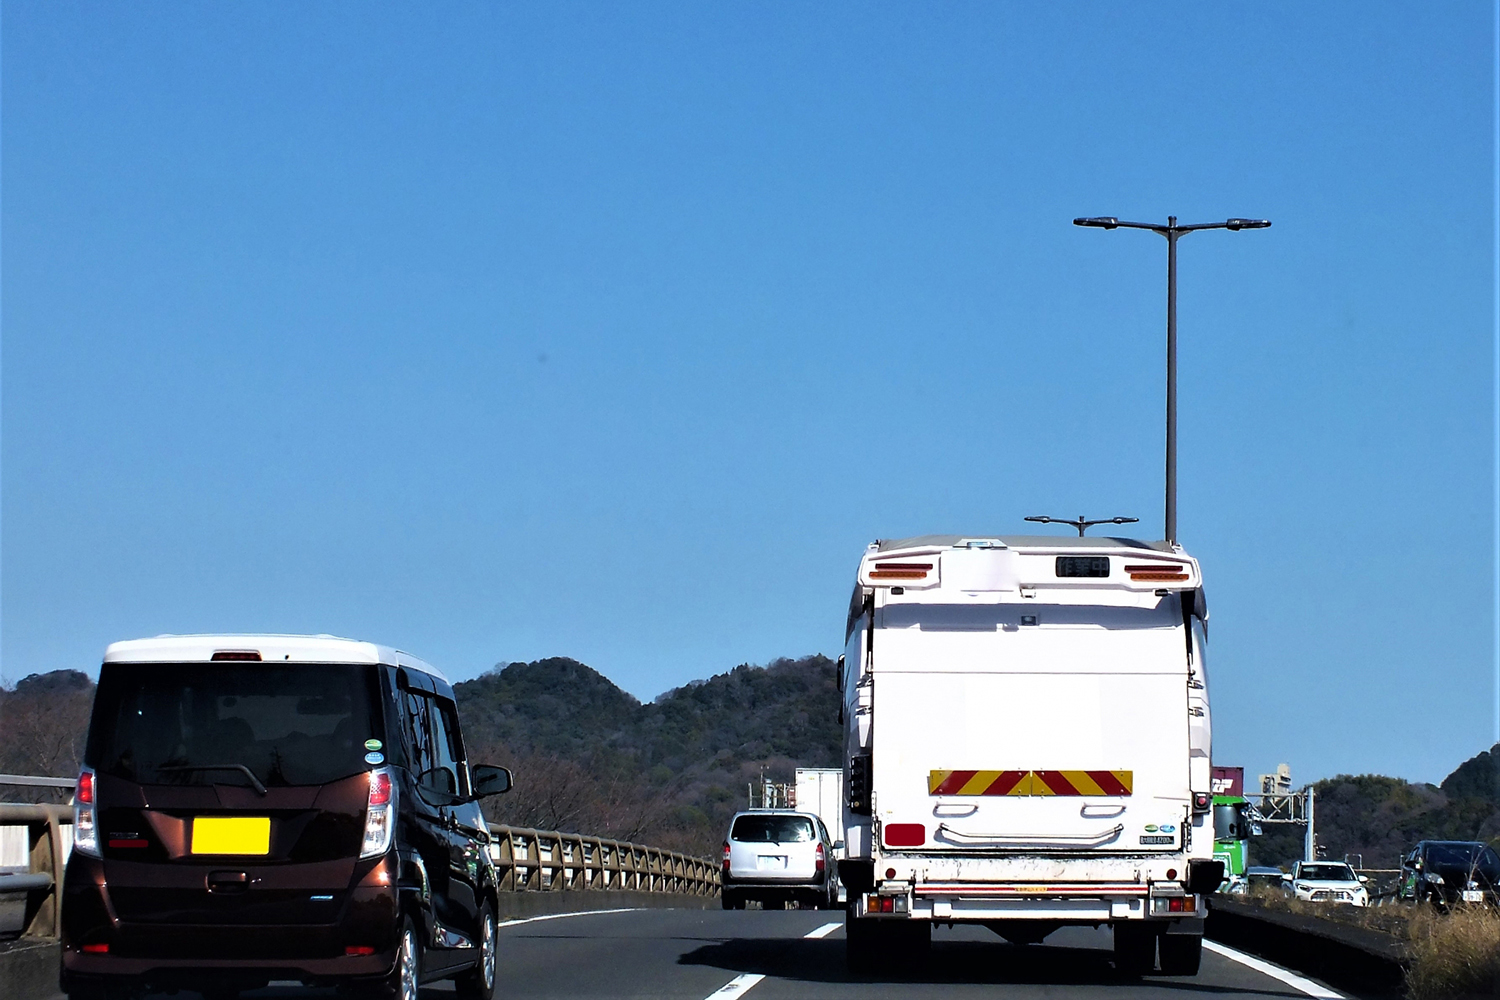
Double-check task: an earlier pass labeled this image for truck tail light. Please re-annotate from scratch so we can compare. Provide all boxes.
[74,768,98,857]
[815,842,825,873]
[359,769,395,859]
[1124,564,1190,582]
[870,562,933,581]
[1193,792,1211,812]
[884,823,925,848]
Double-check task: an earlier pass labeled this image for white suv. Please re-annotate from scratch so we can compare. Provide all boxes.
[1284,861,1370,906]
[721,810,840,910]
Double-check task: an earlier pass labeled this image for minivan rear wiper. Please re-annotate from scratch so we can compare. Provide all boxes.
[154,763,268,796]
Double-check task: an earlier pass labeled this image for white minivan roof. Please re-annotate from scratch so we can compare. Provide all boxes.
[102,634,448,683]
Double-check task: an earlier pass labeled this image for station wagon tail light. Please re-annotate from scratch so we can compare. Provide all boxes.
[1124,563,1190,583]
[74,768,98,857]
[360,768,395,859]
[869,562,933,581]
[722,842,731,872]
[815,842,825,873]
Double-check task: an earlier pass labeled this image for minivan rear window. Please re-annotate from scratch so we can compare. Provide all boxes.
[731,815,815,844]
[87,663,382,789]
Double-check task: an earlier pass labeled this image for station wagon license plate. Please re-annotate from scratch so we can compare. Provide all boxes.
[191,817,271,855]
[757,855,787,870]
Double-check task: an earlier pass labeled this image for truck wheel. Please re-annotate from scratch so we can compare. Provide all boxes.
[1158,934,1202,976]
[1113,923,1156,976]
[845,913,879,975]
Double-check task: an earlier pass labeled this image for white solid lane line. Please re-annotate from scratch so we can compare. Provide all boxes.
[1203,939,1346,999]
[702,973,765,998]
[495,907,641,929]
[701,922,835,999]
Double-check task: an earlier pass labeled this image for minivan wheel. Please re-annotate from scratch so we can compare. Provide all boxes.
[364,918,420,1000]
[454,903,497,1000]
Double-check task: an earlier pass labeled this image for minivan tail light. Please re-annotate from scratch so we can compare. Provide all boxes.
[815,842,826,873]
[74,768,98,857]
[211,650,262,661]
[360,768,396,859]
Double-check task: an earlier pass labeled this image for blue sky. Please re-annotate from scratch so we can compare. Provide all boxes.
[2,4,1493,786]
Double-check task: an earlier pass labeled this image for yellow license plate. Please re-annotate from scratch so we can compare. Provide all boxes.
[191,816,271,855]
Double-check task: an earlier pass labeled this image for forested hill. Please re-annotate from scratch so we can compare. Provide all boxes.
[453,655,842,855]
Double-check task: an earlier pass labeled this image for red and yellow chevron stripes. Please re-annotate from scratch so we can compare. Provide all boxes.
[927,770,1032,796]
[928,769,1132,797]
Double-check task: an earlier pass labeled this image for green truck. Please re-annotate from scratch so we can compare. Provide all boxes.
[1211,766,1259,889]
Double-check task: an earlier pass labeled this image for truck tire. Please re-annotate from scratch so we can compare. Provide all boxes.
[1113,923,1156,976]
[1158,934,1202,976]
[845,912,879,974]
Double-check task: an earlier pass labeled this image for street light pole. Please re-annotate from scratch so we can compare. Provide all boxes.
[1073,215,1270,545]
[1166,219,1178,546]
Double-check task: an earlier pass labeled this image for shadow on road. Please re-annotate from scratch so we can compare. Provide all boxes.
[677,935,1303,996]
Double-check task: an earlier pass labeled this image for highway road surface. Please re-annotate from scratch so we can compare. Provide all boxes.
[481,907,1344,999]
[108,907,1349,1000]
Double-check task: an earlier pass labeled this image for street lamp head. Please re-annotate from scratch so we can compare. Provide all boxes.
[1073,216,1119,230]
[1225,218,1271,231]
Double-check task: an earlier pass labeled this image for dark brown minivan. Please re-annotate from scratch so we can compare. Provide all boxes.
[60,635,513,1000]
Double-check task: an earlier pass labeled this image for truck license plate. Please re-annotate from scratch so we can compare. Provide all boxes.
[757,855,787,870]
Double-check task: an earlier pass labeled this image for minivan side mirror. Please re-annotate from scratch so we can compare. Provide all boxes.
[470,764,513,799]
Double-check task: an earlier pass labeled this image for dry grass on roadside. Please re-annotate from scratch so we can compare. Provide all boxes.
[1239,884,1414,937]
[1404,905,1500,1000]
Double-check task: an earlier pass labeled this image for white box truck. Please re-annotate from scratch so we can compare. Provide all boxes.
[795,768,845,846]
[837,535,1219,976]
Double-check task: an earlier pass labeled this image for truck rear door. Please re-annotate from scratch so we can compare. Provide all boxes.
[872,599,1191,856]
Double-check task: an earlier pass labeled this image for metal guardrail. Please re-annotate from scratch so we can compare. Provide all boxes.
[0,802,715,949]
[0,802,72,940]
[0,774,76,790]
[486,824,719,896]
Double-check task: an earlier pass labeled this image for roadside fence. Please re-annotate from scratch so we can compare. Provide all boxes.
[0,774,717,951]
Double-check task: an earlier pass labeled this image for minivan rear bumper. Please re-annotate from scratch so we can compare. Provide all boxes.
[60,852,401,988]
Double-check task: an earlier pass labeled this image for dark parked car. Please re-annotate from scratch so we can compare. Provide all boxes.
[1399,841,1500,908]
[61,635,513,1000]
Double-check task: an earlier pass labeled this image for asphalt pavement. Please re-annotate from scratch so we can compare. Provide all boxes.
[99,906,1347,1000]
[481,907,1344,1000]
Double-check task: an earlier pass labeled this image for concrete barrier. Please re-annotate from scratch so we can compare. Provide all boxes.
[1206,896,1407,995]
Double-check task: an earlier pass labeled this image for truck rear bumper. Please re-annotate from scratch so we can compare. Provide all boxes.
[858,882,1205,924]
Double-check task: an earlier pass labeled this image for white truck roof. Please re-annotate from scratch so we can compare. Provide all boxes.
[858,535,1201,594]
[102,634,448,682]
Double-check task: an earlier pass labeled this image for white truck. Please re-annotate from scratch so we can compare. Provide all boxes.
[795,767,845,846]
[837,535,1220,975]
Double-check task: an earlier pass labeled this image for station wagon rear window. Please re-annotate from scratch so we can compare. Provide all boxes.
[731,815,815,844]
[87,663,383,789]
